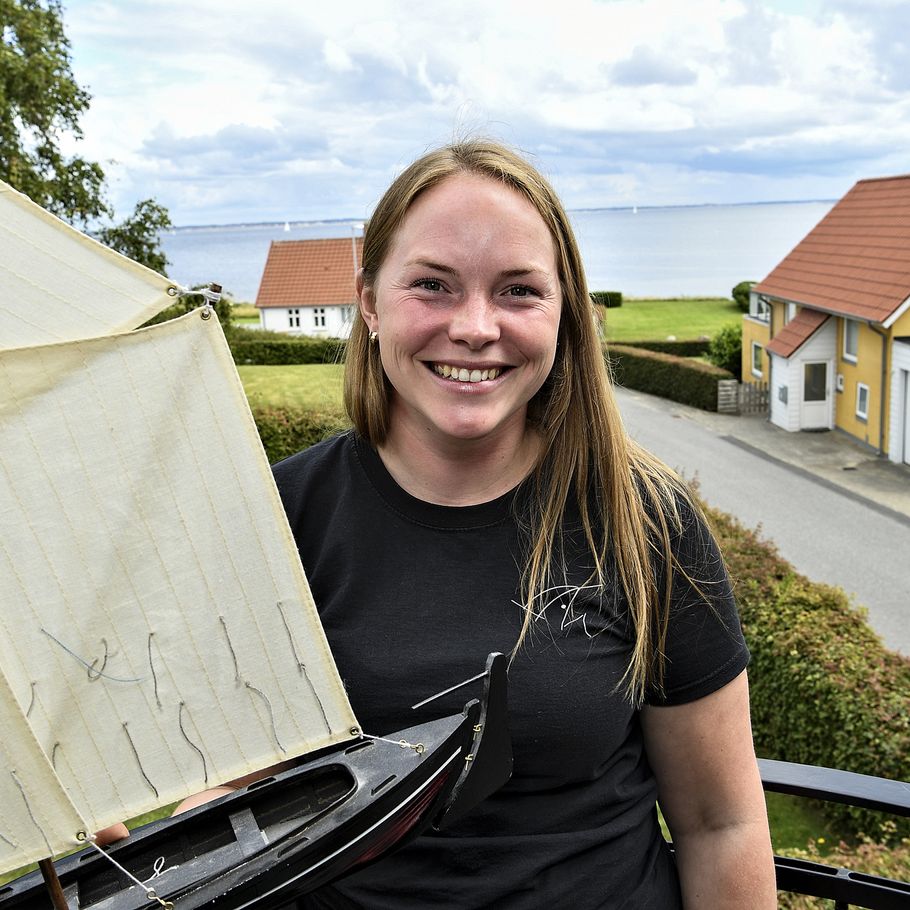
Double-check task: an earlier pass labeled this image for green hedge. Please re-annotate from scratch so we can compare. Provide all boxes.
[591,290,623,308]
[252,406,349,463]
[231,332,346,365]
[618,339,711,357]
[706,504,910,842]
[607,343,733,411]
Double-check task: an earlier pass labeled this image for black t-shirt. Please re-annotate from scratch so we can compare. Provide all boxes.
[273,433,749,909]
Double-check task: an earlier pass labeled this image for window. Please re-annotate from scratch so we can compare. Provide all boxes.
[786,303,797,323]
[313,307,326,328]
[288,308,300,328]
[844,319,859,362]
[751,342,763,378]
[751,296,770,323]
[856,382,869,420]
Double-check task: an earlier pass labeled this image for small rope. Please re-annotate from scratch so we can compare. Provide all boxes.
[178,702,209,784]
[141,856,180,884]
[219,616,242,683]
[147,633,162,709]
[123,723,159,799]
[40,629,143,682]
[361,733,425,755]
[26,681,36,717]
[245,682,286,753]
[11,770,52,854]
[86,839,175,909]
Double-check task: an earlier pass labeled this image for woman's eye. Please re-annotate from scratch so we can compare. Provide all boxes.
[414,278,444,292]
[506,285,535,298]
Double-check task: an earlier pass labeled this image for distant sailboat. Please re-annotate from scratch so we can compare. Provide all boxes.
[632,205,638,215]
[283,221,291,232]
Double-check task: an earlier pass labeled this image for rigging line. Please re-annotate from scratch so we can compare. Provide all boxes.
[40,629,143,683]
[86,638,110,681]
[245,682,286,753]
[122,723,159,799]
[276,601,332,734]
[361,733,425,755]
[178,702,209,785]
[219,615,242,683]
[26,681,36,717]
[147,633,162,708]
[411,670,486,710]
[85,839,175,910]
[10,770,52,855]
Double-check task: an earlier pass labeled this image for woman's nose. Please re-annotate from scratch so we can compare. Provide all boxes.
[447,294,500,348]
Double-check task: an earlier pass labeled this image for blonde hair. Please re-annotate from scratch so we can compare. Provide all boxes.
[344,139,695,705]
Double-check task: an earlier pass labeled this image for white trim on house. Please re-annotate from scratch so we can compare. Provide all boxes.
[259,304,356,338]
[855,382,870,420]
[751,341,763,378]
[843,318,859,363]
[883,294,910,330]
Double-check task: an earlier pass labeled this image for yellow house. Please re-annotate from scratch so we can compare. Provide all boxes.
[742,174,910,466]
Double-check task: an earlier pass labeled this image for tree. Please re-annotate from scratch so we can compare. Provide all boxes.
[1,0,170,272]
[732,280,755,313]
[707,323,742,380]
[97,199,171,275]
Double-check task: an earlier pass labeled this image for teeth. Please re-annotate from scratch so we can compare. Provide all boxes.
[433,364,501,383]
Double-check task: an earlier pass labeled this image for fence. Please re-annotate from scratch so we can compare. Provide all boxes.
[717,380,770,415]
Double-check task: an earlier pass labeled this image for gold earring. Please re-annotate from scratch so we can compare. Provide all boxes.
[369,331,378,345]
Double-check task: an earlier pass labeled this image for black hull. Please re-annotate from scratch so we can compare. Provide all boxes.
[1,654,512,910]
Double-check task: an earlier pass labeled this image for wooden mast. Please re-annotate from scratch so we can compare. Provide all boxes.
[38,858,68,910]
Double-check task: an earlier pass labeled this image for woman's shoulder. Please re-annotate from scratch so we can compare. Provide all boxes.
[272,430,355,496]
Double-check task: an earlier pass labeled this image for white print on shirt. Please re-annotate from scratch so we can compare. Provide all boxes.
[514,582,606,639]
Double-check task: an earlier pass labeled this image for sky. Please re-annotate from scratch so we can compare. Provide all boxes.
[60,0,910,226]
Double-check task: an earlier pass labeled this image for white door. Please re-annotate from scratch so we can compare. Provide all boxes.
[903,370,910,465]
[800,360,830,429]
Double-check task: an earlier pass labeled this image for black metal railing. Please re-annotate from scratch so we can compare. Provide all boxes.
[759,759,910,909]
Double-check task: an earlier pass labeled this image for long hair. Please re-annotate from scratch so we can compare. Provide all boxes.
[344,139,693,705]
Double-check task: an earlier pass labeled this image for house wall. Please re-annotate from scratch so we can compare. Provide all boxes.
[769,354,799,431]
[741,316,771,382]
[258,305,356,338]
[835,319,886,450]
[889,337,910,465]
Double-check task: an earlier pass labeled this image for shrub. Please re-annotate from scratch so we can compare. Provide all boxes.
[705,504,910,842]
[707,323,743,380]
[777,833,910,908]
[619,339,711,357]
[591,290,622,308]
[732,280,755,312]
[252,406,349,463]
[607,343,733,411]
[231,333,346,365]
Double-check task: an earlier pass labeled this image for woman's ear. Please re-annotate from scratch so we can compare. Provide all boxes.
[356,269,378,333]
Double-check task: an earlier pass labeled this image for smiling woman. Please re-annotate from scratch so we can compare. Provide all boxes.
[272,139,776,910]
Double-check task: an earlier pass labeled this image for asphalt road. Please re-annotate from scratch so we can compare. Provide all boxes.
[615,387,910,656]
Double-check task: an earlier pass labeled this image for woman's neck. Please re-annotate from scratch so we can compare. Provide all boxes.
[377,423,541,506]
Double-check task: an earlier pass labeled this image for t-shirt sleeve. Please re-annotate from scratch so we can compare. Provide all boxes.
[645,496,749,706]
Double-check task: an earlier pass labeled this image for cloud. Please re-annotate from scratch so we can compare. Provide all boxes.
[58,0,910,224]
[610,46,698,87]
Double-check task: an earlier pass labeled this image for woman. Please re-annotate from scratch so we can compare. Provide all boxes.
[273,140,776,909]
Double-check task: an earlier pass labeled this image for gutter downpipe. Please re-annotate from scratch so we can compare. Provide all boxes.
[869,322,888,456]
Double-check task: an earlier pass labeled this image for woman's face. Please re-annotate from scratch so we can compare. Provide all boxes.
[359,174,562,453]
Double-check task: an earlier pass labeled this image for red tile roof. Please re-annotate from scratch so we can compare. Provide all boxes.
[754,174,910,324]
[766,308,830,358]
[255,237,363,309]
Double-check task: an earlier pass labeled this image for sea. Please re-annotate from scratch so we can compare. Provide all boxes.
[160,200,835,303]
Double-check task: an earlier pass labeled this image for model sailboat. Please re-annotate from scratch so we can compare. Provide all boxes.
[0,182,510,908]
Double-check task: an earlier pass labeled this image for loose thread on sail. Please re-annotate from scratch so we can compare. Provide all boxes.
[86,638,109,681]
[51,742,60,769]
[11,770,52,854]
[277,601,332,734]
[26,681,36,717]
[219,616,242,683]
[123,722,159,799]
[178,702,209,785]
[0,830,17,848]
[245,683,286,753]
[147,632,162,709]
[86,839,174,910]
[361,733,425,755]
[40,628,143,683]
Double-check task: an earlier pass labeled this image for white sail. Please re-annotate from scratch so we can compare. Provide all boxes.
[0,180,177,349]
[0,311,358,876]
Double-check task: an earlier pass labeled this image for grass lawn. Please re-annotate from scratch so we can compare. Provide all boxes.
[603,297,741,343]
[237,363,345,412]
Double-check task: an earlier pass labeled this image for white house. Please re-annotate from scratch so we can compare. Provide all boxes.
[255,236,363,338]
